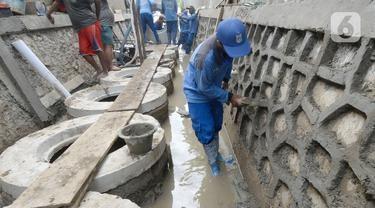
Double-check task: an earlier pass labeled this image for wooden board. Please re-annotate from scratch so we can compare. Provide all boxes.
[9,111,135,208]
[108,44,166,112]
[40,75,85,108]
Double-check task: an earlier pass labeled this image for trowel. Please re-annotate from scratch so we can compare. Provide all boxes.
[240,97,256,107]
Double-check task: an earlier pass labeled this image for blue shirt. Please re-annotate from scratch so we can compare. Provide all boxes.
[161,0,177,21]
[179,12,189,32]
[184,35,233,104]
[188,13,199,34]
[137,0,152,14]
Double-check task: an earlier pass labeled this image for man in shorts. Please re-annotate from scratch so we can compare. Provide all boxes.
[97,0,118,71]
[47,0,109,78]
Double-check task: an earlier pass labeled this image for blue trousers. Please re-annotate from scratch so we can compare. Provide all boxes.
[178,31,188,45]
[140,13,161,43]
[183,32,196,54]
[188,101,223,164]
[166,20,178,45]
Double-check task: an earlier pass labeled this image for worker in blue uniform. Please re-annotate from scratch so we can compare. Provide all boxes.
[177,9,189,46]
[183,18,252,176]
[136,0,161,43]
[162,0,178,44]
[183,6,199,54]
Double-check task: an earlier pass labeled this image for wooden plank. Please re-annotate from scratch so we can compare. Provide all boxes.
[40,75,85,108]
[9,110,135,208]
[108,44,166,112]
[0,38,50,122]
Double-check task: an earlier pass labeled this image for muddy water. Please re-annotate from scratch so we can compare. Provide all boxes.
[146,53,252,208]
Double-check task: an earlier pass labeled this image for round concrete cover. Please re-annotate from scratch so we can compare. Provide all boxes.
[79,192,140,208]
[0,113,166,198]
[100,67,172,87]
[64,82,167,117]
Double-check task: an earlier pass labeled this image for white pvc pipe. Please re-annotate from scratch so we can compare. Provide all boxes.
[12,40,71,98]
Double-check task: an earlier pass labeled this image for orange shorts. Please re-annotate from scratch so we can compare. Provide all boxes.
[78,21,103,56]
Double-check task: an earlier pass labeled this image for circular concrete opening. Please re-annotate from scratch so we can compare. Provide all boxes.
[49,137,126,164]
[64,82,168,122]
[98,95,118,102]
[0,113,168,204]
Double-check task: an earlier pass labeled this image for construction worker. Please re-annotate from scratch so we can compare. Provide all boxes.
[97,0,119,71]
[183,18,252,176]
[136,0,161,44]
[177,9,189,46]
[161,0,178,45]
[183,6,199,54]
[47,0,109,79]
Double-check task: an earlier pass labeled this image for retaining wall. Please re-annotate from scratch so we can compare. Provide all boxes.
[0,13,131,153]
[198,1,375,207]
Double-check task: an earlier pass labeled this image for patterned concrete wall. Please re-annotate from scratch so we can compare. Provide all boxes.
[229,24,375,207]
[198,4,375,208]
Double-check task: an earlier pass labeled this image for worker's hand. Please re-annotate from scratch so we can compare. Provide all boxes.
[47,13,55,24]
[222,81,229,90]
[230,94,243,107]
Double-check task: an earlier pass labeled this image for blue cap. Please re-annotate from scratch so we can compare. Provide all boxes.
[216,18,252,58]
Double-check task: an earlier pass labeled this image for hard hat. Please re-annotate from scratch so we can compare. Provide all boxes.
[216,18,252,58]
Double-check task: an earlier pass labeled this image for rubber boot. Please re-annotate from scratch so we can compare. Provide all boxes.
[210,161,220,176]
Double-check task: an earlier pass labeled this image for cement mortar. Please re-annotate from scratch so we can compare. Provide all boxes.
[0,113,167,200]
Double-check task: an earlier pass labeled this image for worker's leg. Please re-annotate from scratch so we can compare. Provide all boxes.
[203,136,219,166]
[140,13,148,42]
[78,22,107,78]
[171,20,178,45]
[101,26,114,71]
[179,32,188,46]
[82,55,102,78]
[188,102,220,176]
[166,21,172,44]
[212,101,224,161]
[145,13,161,44]
[184,32,196,54]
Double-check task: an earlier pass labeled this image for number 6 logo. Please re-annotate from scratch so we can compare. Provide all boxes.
[331,12,361,43]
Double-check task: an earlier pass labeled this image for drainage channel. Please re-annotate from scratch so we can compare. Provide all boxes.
[145,52,255,208]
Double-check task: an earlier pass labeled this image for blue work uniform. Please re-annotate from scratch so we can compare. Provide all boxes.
[178,11,189,45]
[183,13,199,53]
[161,0,178,44]
[136,0,161,43]
[183,35,233,165]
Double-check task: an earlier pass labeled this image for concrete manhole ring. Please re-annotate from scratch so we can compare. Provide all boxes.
[0,113,166,201]
[101,67,174,95]
[64,82,168,122]
[79,192,140,208]
[162,48,177,60]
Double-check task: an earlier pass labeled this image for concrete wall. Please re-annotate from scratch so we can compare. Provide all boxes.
[0,13,130,153]
[198,1,375,207]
